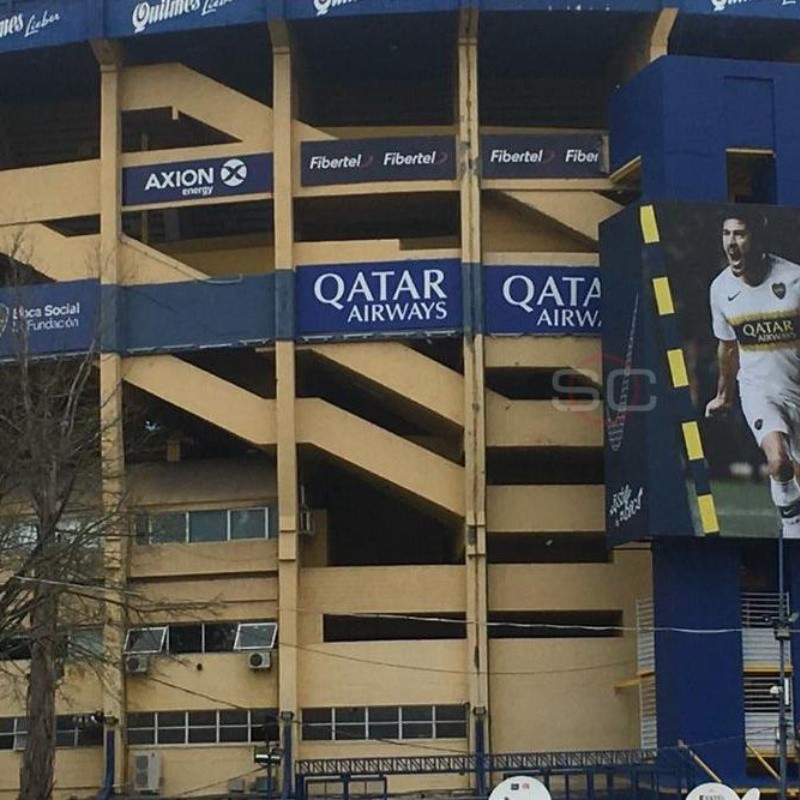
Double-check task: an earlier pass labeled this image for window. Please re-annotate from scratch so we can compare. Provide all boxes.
[0,716,101,749]
[0,718,27,750]
[136,507,274,545]
[68,628,104,659]
[56,715,104,747]
[301,705,466,742]
[124,627,167,654]
[124,621,268,655]
[234,622,278,651]
[126,709,277,746]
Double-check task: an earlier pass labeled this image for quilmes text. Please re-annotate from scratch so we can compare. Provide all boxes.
[131,0,235,34]
[313,267,450,324]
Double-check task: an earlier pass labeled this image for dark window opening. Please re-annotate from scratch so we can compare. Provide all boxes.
[487,447,604,485]
[727,150,776,205]
[486,368,597,400]
[487,532,610,564]
[488,610,622,639]
[323,613,466,642]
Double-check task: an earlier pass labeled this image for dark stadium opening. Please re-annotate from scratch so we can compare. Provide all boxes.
[123,380,273,464]
[323,613,466,642]
[485,367,596,400]
[297,348,462,465]
[292,14,456,127]
[726,150,776,205]
[122,109,238,153]
[486,447,604,485]
[122,24,273,106]
[122,201,275,276]
[487,610,622,639]
[300,459,461,566]
[294,193,460,247]
[479,12,640,128]
[487,532,610,564]
[0,43,99,169]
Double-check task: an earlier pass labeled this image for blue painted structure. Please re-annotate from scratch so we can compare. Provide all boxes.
[4,0,800,58]
[610,57,800,204]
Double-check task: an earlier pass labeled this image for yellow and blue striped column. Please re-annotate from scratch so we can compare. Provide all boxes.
[639,205,719,535]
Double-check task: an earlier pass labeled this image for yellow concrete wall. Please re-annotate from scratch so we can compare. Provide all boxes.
[0,750,105,800]
[126,653,278,711]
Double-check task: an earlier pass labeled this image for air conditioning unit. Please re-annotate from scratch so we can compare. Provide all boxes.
[132,750,161,794]
[125,654,150,675]
[227,776,246,793]
[298,509,314,536]
[247,650,272,670]
[12,733,27,751]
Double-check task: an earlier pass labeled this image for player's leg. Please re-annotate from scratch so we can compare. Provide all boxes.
[762,431,800,537]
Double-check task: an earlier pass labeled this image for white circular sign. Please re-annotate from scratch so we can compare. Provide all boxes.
[220,158,248,188]
[488,776,552,800]
[685,783,741,800]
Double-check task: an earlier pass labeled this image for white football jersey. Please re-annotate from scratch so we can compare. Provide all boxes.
[709,254,800,398]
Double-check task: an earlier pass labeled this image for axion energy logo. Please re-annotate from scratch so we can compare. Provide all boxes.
[123,154,272,206]
[300,137,456,187]
[481,134,605,179]
[296,259,462,338]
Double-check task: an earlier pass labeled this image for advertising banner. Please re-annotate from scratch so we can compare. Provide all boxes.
[602,201,800,542]
[285,0,457,19]
[0,0,93,55]
[118,275,275,353]
[484,266,600,335]
[481,134,605,179]
[123,154,272,206]
[296,259,462,338]
[0,280,99,359]
[300,137,456,186]
[106,0,270,38]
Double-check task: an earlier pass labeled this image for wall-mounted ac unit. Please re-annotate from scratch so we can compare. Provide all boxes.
[12,733,27,751]
[247,650,272,670]
[125,654,150,675]
[227,776,246,793]
[132,750,161,794]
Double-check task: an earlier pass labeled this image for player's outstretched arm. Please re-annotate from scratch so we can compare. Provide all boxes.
[705,339,738,417]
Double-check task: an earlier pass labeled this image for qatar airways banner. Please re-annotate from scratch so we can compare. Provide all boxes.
[0,280,99,359]
[296,259,462,338]
[481,134,605,179]
[300,137,456,186]
[484,266,601,335]
[123,154,272,206]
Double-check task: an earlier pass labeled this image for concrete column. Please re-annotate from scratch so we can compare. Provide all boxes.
[458,6,490,766]
[92,38,128,793]
[270,20,300,790]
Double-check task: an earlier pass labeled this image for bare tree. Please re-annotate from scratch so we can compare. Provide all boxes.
[0,239,208,799]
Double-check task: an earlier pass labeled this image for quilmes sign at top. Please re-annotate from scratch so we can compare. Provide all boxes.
[301,137,456,186]
[0,0,88,55]
[123,154,273,206]
[481,134,605,179]
[296,259,462,338]
[107,0,267,37]
[0,280,99,359]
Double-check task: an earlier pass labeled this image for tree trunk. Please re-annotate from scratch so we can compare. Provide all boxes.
[19,589,58,800]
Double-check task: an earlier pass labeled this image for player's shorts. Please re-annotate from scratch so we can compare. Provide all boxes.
[739,389,800,460]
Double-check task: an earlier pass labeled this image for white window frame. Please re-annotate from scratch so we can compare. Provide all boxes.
[124,626,168,654]
[233,622,278,651]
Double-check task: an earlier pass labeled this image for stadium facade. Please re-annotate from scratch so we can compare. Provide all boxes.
[0,0,799,797]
